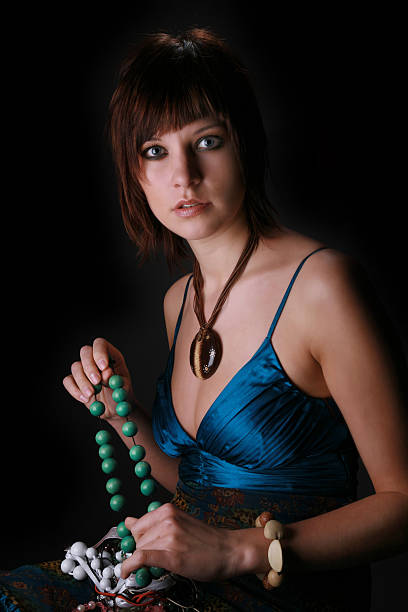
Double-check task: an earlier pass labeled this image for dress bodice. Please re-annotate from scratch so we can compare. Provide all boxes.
[152,247,358,496]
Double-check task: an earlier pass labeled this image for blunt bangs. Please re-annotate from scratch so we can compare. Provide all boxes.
[116,33,242,182]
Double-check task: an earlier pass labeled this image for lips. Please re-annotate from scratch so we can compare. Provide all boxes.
[173,200,211,217]
[175,199,209,209]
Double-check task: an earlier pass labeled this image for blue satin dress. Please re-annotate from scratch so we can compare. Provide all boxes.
[152,246,372,611]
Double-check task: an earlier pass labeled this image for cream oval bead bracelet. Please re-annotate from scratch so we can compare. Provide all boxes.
[255,511,285,590]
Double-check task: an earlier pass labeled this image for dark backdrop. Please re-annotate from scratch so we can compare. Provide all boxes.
[3,3,406,610]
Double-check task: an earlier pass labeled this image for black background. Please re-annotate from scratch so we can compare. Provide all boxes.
[2,2,407,610]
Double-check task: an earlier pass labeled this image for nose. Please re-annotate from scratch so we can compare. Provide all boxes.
[171,148,202,190]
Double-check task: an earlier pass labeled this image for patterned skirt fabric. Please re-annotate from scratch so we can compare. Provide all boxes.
[0,479,371,612]
[170,479,372,612]
[0,560,95,611]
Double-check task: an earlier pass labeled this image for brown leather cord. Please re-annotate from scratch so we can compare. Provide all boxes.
[191,231,259,332]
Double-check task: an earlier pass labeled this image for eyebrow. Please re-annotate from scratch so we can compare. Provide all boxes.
[193,122,225,135]
[147,122,225,142]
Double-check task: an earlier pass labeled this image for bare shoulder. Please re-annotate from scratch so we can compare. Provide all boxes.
[163,273,192,349]
[296,245,384,330]
[297,246,361,303]
[265,228,363,305]
[297,245,396,363]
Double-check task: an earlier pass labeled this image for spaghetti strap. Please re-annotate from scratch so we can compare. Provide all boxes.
[172,274,193,349]
[267,246,329,339]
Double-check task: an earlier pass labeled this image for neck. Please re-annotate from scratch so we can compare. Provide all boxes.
[187,217,254,294]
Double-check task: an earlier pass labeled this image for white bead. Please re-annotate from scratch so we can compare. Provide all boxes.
[267,568,284,587]
[114,563,122,578]
[100,578,111,591]
[264,520,285,540]
[103,566,114,579]
[268,539,283,573]
[70,542,88,557]
[72,565,87,581]
[91,558,102,570]
[102,550,112,559]
[86,547,97,559]
[115,551,124,562]
[76,605,86,612]
[60,559,76,574]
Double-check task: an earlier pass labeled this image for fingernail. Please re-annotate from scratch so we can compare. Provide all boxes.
[80,395,88,402]
[98,360,107,370]
[90,373,98,383]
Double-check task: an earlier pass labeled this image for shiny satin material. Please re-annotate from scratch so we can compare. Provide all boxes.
[152,247,358,496]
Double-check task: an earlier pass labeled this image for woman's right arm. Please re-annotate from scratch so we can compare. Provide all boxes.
[62,279,186,495]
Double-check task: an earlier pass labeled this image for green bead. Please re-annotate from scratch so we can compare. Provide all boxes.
[90,400,105,416]
[140,478,156,496]
[93,382,102,394]
[112,387,127,402]
[101,458,117,474]
[149,566,165,578]
[106,477,121,494]
[117,521,131,538]
[147,501,162,512]
[120,535,136,553]
[122,421,137,437]
[98,444,114,459]
[133,566,151,587]
[115,401,131,417]
[95,430,111,445]
[134,461,151,478]
[110,494,126,512]
[109,375,124,390]
[129,445,145,462]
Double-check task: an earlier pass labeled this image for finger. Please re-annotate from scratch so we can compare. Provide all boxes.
[80,345,101,386]
[63,374,91,404]
[125,512,153,539]
[93,338,116,385]
[125,505,180,549]
[121,548,173,580]
[125,517,139,531]
[125,503,174,537]
[70,360,95,401]
[93,337,115,372]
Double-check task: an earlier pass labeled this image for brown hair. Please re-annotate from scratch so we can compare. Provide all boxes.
[108,27,281,271]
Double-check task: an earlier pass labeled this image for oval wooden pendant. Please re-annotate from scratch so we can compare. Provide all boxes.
[189,327,222,379]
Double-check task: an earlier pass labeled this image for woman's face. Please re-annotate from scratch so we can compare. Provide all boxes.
[137,116,246,241]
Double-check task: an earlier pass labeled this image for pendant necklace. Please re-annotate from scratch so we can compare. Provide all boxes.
[189,231,259,379]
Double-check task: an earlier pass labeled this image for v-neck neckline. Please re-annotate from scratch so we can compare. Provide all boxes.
[166,245,329,445]
[169,333,272,444]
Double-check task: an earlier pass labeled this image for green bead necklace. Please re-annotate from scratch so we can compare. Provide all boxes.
[90,371,165,588]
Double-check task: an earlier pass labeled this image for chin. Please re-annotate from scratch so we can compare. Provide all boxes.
[160,216,217,241]
[178,221,225,242]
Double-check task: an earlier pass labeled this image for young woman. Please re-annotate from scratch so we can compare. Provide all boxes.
[1,27,407,612]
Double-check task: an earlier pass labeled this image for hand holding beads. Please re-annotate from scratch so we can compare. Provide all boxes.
[62,337,137,422]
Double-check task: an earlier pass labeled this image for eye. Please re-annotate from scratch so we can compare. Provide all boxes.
[141,145,165,159]
[196,135,223,151]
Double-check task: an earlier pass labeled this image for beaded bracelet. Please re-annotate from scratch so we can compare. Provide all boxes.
[254,511,285,590]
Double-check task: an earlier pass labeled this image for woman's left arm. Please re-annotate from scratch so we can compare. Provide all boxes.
[235,251,408,575]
